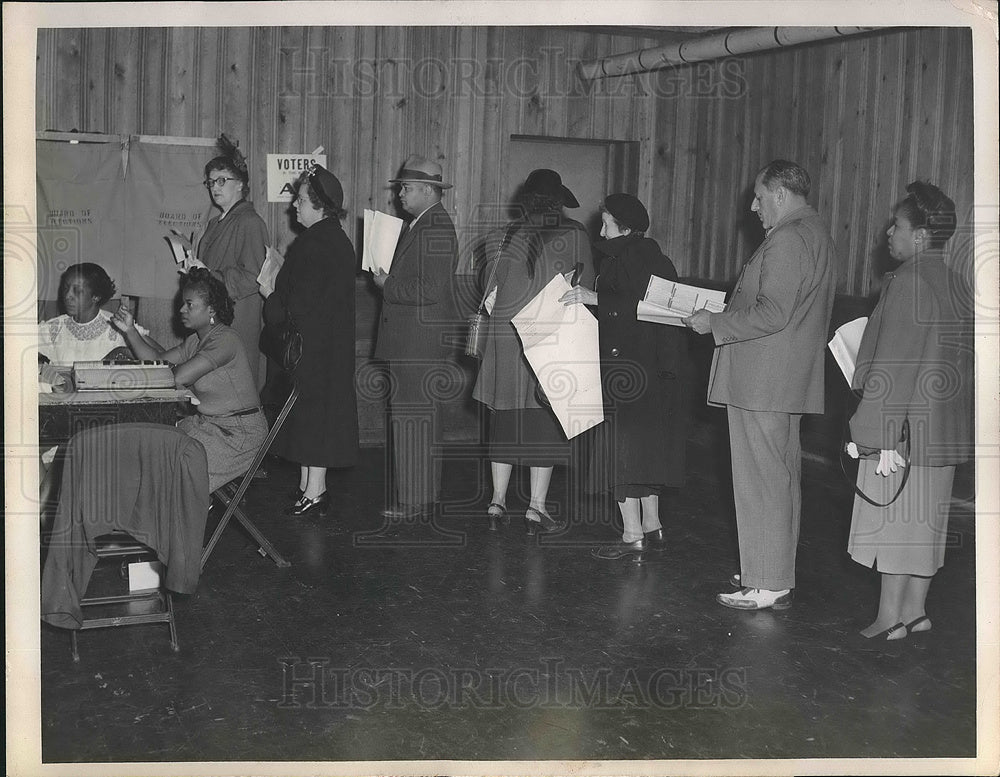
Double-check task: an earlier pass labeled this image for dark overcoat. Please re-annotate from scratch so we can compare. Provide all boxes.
[595,234,688,488]
[472,212,593,411]
[265,217,359,468]
[374,201,459,362]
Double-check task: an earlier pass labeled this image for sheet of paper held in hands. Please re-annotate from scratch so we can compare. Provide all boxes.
[362,209,404,273]
[636,275,727,326]
[166,232,191,266]
[828,316,869,385]
[257,246,284,298]
[511,273,604,440]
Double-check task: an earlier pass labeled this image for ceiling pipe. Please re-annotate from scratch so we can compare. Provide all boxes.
[577,26,877,80]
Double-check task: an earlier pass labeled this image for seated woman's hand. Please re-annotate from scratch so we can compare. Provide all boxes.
[103,346,134,363]
[111,305,135,333]
[559,286,598,306]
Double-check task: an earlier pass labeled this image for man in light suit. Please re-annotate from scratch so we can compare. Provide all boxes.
[685,160,835,610]
[372,155,459,519]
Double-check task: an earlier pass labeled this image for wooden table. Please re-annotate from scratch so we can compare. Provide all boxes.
[39,388,193,445]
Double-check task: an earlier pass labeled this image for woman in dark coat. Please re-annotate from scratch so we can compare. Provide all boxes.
[561,194,688,559]
[472,169,594,535]
[265,164,359,516]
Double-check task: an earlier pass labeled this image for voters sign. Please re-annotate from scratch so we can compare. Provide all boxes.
[267,153,327,202]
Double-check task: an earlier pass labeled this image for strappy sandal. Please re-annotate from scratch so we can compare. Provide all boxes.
[905,615,932,635]
[487,502,508,531]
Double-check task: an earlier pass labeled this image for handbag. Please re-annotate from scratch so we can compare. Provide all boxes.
[464,226,514,360]
[262,312,303,373]
[839,415,911,507]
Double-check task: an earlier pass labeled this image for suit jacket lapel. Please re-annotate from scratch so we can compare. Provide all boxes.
[393,220,416,261]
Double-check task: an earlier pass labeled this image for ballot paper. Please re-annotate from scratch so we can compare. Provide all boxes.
[511,273,604,440]
[362,209,404,273]
[256,246,284,298]
[165,233,191,266]
[636,275,727,326]
[828,316,869,385]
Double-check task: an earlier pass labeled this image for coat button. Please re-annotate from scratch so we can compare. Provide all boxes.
[610,348,620,357]
[610,311,619,317]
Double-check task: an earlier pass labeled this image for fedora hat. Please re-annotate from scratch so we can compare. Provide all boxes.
[389,155,453,189]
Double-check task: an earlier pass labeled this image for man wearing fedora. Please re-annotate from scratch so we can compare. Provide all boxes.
[684,159,835,611]
[373,155,460,519]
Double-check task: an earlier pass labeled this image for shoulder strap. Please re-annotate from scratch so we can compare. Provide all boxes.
[476,225,515,313]
[839,416,912,507]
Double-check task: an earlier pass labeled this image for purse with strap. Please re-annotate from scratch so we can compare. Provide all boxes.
[840,412,912,507]
[262,310,303,373]
[465,225,514,359]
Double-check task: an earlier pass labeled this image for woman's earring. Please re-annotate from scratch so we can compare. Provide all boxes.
[210,315,216,324]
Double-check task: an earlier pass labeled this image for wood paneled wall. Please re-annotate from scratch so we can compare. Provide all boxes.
[645,26,974,295]
[36,25,974,297]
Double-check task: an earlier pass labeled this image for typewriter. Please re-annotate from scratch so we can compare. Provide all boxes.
[72,360,176,391]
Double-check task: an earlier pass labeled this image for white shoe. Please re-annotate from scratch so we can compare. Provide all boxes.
[717,587,793,611]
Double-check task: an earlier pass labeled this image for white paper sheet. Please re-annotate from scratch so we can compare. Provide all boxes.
[256,246,284,298]
[362,209,404,273]
[166,233,190,265]
[511,273,604,440]
[636,275,727,325]
[828,316,869,385]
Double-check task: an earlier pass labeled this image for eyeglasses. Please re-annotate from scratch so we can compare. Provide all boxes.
[205,176,239,189]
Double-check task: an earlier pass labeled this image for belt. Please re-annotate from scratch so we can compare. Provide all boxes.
[220,406,262,418]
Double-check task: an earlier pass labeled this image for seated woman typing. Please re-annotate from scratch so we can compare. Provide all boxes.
[112,268,267,493]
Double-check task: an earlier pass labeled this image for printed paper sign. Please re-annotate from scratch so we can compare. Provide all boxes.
[266,153,327,202]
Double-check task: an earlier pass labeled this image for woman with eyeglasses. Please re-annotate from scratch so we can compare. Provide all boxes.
[263,165,359,516]
[190,135,270,387]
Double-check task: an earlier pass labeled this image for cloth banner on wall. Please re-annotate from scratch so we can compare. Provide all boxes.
[122,139,216,300]
[36,138,126,302]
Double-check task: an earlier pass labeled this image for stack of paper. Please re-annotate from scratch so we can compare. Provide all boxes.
[362,209,404,273]
[256,246,284,298]
[828,317,869,385]
[636,275,727,326]
[512,274,604,440]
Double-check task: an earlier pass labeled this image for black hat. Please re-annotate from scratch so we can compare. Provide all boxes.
[604,193,649,233]
[523,169,579,208]
[307,163,344,210]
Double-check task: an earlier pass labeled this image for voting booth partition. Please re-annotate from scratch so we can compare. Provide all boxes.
[36,133,218,346]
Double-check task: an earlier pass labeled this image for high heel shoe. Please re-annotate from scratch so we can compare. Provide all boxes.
[287,491,330,516]
[487,503,509,532]
[524,506,564,535]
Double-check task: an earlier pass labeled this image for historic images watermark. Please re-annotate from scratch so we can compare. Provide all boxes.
[277,656,748,711]
[276,46,748,101]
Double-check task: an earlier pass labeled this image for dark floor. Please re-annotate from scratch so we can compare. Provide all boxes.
[39,413,977,764]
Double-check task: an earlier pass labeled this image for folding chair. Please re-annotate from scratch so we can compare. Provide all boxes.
[200,384,299,570]
[41,423,210,661]
[69,535,179,662]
